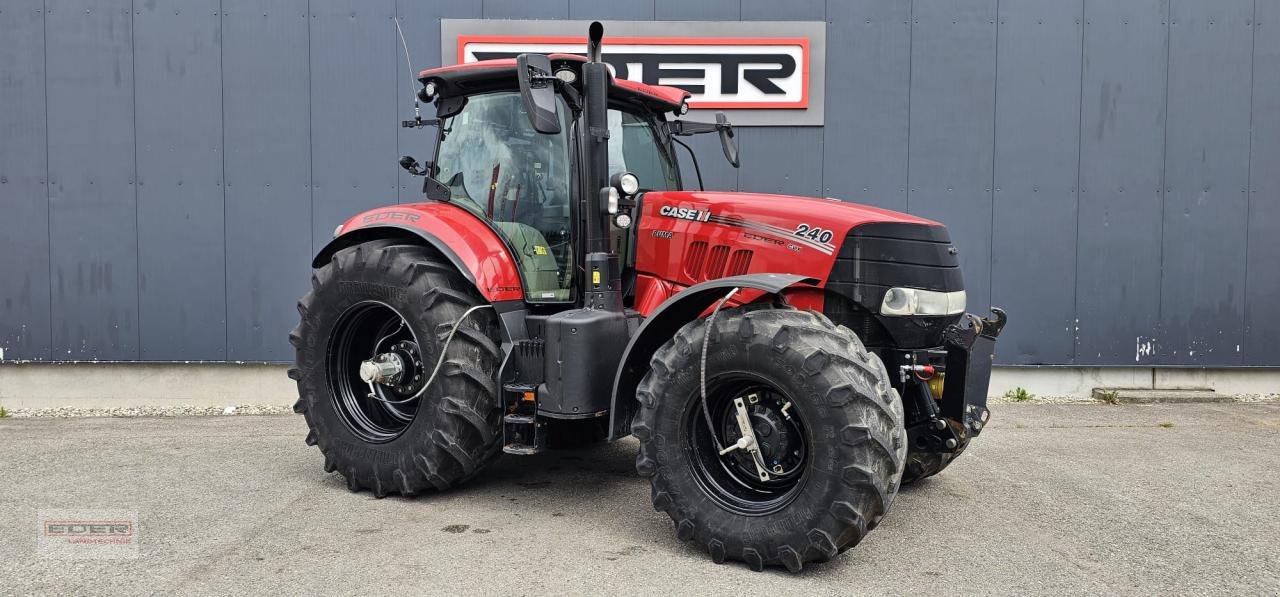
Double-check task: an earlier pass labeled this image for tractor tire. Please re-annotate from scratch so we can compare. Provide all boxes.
[288,241,503,497]
[633,307,907,572]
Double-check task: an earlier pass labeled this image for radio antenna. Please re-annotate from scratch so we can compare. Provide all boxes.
[394,16,421,121]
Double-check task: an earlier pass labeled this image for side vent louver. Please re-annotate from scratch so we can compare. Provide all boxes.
[684,241,708,279]
[705,245,730,279]
[727,249,753,276]
[684,243,753,282]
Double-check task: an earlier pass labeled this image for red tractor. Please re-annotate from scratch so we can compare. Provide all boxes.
[290,22,1005,571]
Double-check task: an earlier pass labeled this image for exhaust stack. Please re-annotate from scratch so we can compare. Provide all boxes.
[587,21,603,62]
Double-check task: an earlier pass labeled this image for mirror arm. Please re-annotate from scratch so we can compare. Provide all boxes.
[401,117,440,129]
[670,119,719,136]
[558,81,582,113]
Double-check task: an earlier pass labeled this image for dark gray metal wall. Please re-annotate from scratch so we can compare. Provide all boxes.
[1,0,1276,366]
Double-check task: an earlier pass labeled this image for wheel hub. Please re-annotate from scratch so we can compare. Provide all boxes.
[723,396,802,478]
[686,376,811,516]
[327,301,424,443]
[359,353,405,385]
[749,408,792,464]
[385,340,426,395]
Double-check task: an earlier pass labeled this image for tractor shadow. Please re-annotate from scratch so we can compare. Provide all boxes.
[449,438,644,500]
[299,439,935,574]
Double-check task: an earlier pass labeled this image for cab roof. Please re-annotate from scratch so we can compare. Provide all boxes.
[417,54,691,113]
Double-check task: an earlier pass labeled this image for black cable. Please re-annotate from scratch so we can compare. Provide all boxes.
[672,137,704,191]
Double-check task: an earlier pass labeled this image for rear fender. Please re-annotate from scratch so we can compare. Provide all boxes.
[312,203,524,303]
[607,273,818,440]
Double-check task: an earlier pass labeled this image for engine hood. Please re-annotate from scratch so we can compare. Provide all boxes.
[635,190,948,285]
[640,191,942,244]
[634,190,962,348]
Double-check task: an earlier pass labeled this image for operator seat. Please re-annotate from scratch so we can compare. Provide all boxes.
[492,221,566,301]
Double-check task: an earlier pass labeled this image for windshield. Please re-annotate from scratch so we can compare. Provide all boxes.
[607,109,680,191]
[434,92,574,302]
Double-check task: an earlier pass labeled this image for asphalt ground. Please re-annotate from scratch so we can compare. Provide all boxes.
[1,402,1277,595]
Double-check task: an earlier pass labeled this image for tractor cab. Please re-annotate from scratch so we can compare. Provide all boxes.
[400,43,736,306]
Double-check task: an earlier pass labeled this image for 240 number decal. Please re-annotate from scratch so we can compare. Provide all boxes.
[794,223,834,244]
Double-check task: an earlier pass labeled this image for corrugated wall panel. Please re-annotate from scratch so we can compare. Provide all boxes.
[1157,0,1254,365]
[134,0,227,360]
[483,0,569,20]
[223,0,312,361]
[45,0,138,360]
[907,0,998,322]
[1244,0,1280,365]
[308,0,398,253]
[743,0,822,20]
[1074,0,1167,365]
[2,0,1278,365]
[0,1,51,360]
[735,2,824,198]
[657,0,742,191]
[736,127,823,196]
[990,0,1083,364]
[655,0,740,21]
[395,0,482,204]
[674,130,739,191]
[570,0,657,20]
[822,0,911,212]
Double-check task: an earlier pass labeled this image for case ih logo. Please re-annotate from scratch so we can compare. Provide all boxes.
[458,36,809,110]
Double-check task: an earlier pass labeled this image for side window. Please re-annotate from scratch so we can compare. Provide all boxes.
[434,92,575,302]
[607,109,679,192]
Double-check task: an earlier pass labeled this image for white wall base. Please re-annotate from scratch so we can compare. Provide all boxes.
[989,367,1280,399]
[0,363,298,409]
[1,363,1277,409]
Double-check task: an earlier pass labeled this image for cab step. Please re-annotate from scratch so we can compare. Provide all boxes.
[502,383,545,455]
[502,413,546,455]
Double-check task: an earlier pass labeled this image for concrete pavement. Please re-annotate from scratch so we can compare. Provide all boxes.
[1,402,1278,595]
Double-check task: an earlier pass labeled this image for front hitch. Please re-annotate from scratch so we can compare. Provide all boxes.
[940,308,1007,437]
[899,308,1007,457]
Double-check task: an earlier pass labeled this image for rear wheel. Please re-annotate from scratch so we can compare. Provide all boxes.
[289,241,502,496]
[634,307,907,571]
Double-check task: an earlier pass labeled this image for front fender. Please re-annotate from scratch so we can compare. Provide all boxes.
[606,273,818,440]
[312,203,524,303]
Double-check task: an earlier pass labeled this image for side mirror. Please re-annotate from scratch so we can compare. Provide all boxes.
[516,53,561,134]
[716,112,739,168]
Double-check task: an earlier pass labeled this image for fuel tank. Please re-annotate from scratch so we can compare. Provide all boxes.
[633,191,964,348]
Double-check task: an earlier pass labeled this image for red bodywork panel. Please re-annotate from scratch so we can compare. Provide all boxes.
[334,203,525,303]
[633,191,942,315]
[334,193,938,310]
[418,56,691,111]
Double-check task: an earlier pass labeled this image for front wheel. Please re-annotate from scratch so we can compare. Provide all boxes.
[633,307,906,572]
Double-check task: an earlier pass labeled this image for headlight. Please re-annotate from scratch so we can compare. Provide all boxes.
[880,288,966,316]
[619,172,639,195]
[611,171,640,197]
[614,213,632,228]
[554,68,577,84]
[606,187,619,214]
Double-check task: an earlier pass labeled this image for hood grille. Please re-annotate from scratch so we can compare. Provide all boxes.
[684,241,753,283]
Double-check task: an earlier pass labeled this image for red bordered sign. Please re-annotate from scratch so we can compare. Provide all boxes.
[457,35,810,110]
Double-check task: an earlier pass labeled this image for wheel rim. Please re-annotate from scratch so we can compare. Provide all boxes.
[684,373,810,516]
[327,301,426,443]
